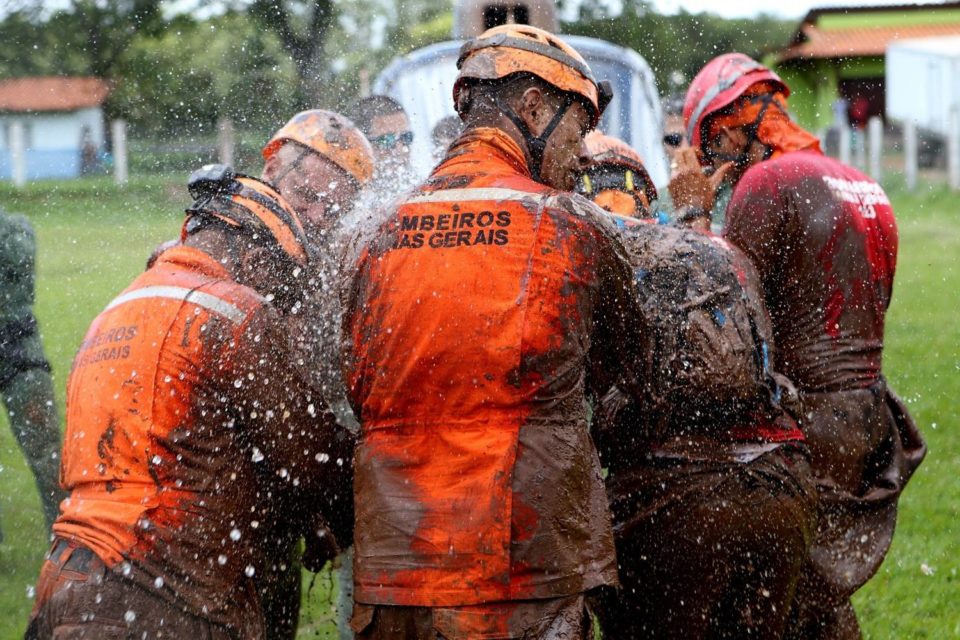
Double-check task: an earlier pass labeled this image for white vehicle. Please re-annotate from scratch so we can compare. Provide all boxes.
[373,0,668,187]
[887,35,960,137]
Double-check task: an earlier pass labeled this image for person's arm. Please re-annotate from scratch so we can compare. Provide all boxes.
[227,304,355,552]
[582,205,653,404]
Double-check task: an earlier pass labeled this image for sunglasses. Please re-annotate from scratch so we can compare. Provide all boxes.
[372,131,414,149]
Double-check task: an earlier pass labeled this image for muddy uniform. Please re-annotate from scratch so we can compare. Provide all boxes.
[341,128,648,639]
[591,220,817,639]
[723,150,926,639]
[0,211,64,534]
[26,246,353,639]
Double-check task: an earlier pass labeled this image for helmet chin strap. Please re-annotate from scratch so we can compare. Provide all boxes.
[707,93,781,168]
[497,93,575,183]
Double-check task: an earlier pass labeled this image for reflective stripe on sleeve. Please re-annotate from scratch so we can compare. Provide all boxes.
[104,286,248,324]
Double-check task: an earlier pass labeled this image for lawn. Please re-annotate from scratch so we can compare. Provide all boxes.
[0,175,956,638]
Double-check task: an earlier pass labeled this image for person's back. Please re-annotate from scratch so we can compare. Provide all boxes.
[28,170,352,639]
[725,151,897,392]
[587,208,815,639]
[55,246,280,628]
[675,53,925,639]
[342,25,644,639]
[345,124,635,605]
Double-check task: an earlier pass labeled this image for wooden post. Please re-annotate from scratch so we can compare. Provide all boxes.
[359,67,371,98]
[217,117,235,166]
[9,120,26,187]
[112,119,128,185]
[868,116,883,182]
[854,129,867,170]
[949,107,960,190]
[904,119,918,191]
[839,123,852,166]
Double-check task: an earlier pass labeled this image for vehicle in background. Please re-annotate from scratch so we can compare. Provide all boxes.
[373,0,669,187]
[887,35,960,168]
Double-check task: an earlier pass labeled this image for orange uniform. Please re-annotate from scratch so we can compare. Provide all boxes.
[46,246,350,633]
[342,127,648,609]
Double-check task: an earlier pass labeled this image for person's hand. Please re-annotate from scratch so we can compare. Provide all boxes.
[667,145,732,213]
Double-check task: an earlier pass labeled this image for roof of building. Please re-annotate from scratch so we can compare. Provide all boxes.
[777,2,960,61]
[0,77,110,113]
[799,2,960,27]
[780,22,960,60]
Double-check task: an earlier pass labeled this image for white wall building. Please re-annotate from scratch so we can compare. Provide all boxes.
[0,77,110,180]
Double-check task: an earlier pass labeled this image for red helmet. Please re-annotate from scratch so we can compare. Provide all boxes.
[683,53,788,151]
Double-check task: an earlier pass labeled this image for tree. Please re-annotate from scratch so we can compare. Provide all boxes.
[563,1,793,98]
[249,0,337,104]
[111,12,300,136]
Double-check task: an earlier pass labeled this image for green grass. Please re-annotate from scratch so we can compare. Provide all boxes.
[0,175,957,638]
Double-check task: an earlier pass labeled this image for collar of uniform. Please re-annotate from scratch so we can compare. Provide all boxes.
[448,127,532,179]
[152,245,232,281]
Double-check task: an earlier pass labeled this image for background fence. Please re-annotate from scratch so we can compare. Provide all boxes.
[5,114,960,191]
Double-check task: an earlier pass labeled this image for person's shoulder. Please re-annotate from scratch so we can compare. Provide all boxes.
[746,150,840,184]
[0,210,34,245]
[543,190,622,234]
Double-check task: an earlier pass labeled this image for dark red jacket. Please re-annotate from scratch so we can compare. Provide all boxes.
[724,150,898,392]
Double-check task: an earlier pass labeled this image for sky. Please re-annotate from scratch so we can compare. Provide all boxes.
[649,0,938,19]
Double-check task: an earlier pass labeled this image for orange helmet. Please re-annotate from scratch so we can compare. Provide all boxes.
[582,131,657,204]
[578,131,657,218]
[454,24,612,128]
[185,164,311,268]
[262,110,374,186]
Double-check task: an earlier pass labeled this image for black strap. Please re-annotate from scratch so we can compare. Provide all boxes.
[705,93,781,167]
[497,92,574,183]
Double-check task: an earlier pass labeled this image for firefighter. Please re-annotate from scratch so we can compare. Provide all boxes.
[340,24,648,639]
[584,145,818,637]
[0,210,64,539]
[262,109,374,243]
[259,110,375,639]
[676,53,926,639]
[25,166,353,639]
[576,130,659,220]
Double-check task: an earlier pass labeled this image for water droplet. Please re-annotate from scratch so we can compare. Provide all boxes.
[315,452,330,463]
[245,565,256,577]
[230,528,241,541]
[218,554,227,565]
[154,576,164,588]
[26,585,35,598]
[251,447,264,463]
[124,610,136,623]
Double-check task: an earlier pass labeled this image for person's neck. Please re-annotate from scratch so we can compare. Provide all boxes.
[183,229,241,279]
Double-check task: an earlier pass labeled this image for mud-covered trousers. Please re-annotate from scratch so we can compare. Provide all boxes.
[351,595,593,640]
[784,381,926,640]
[25,539,258,640]
[594,446,818,640]
[1,317,64,535]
